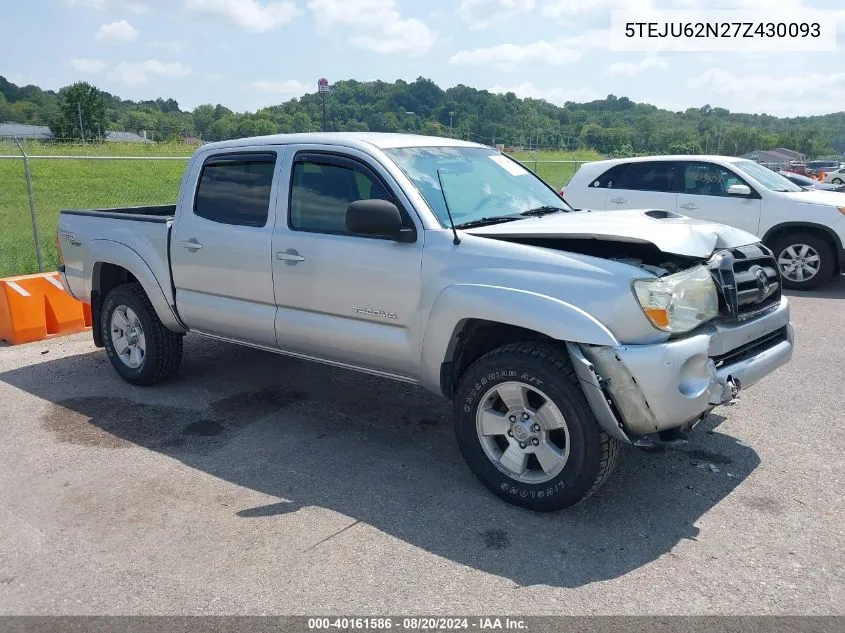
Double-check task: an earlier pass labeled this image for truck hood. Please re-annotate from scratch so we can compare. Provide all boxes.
[463,208,760,258]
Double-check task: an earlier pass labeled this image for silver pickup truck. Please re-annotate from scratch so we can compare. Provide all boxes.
[57,133,794,511]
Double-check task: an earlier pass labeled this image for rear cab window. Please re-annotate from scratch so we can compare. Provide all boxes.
[596,161,677,192]
[194,152,277,227]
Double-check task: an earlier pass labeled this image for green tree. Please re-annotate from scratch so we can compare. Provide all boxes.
[50,81,106,141]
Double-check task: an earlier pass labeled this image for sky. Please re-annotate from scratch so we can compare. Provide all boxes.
[3,0,845,117]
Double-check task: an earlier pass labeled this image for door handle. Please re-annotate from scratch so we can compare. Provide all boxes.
[276,249,305,264]
[178,239,203,251]
[609,197,627,204]
[680,203,699,210]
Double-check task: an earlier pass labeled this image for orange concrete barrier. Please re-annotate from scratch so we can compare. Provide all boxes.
[0,272,91,345]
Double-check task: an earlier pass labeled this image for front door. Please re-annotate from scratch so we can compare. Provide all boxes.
[170,149,282,348]
[271,150,424,379]
[675,161,762,235]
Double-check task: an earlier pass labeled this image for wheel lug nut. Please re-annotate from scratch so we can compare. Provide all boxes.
[507,430,513,437]
[509,415,516,423]
[519,442,526,449]
[532,424,540,432]
[532,438,539,446]
[521,413,529,420]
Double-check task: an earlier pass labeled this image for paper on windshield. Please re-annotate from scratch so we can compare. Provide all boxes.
[489,154,529,176]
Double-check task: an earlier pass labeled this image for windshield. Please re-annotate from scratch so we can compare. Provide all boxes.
[382,146,571,228]
[733,160,802,192]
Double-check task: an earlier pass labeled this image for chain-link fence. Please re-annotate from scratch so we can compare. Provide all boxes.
[0,138,589,278]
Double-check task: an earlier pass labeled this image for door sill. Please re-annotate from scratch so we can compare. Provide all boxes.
[190,330,420,385]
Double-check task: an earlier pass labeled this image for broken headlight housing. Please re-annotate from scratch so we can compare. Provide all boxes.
[633,265,719,334]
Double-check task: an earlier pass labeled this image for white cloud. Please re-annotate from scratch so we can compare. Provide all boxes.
[606,54,667,77]
[688,68,845,116]
[458,0,535,30]
[108,60,192,85]
[250,80,310,97]
[185,0,300,31]
[450,40,581,71]
[71,58,109,73]
[308,0,436,56]
[95,20,139,41]
[490,82,602,106]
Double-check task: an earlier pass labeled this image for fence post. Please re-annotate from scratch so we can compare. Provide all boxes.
[13,137,44,273]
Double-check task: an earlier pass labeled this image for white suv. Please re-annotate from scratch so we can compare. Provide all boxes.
[563,155,845,290]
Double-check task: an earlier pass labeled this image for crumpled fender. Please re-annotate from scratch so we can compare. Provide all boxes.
[419,283,619,395]
[86,239,185,333]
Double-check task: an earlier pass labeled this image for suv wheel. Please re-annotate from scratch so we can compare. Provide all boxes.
[771,233,834,290]
[453,342,620,512]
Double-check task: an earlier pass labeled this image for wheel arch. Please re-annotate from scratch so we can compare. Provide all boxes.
[420,284,619,398]
[762,222,843,275]
[88,242,186,347]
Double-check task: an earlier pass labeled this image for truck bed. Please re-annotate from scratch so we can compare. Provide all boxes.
[60,204,176,223]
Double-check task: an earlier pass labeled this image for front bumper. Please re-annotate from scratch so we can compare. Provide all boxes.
[571,297,793,441]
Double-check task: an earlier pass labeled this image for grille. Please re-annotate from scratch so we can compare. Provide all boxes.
[708,244,781,321]
[712,326,789,367]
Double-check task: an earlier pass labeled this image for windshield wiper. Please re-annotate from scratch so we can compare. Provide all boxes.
[454,216,522,229]
[519,205,569,217]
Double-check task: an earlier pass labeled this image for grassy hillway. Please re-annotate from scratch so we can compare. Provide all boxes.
[0,141,599,278]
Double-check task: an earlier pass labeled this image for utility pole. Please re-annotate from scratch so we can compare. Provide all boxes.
[449,111,454,137]
[77,102,85,143]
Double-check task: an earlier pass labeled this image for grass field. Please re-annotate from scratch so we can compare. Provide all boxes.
[0,143,603,278]
[1,142,191,277]
[508,149,603,190]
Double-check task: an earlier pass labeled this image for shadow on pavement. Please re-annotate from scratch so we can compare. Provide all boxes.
[0,336,759,588]
[783,273,845,300]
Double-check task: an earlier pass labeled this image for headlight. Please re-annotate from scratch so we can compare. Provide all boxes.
[633,265,719,334]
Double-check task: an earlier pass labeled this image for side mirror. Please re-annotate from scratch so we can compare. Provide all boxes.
[345,199,414,242]
[727,184,752,196]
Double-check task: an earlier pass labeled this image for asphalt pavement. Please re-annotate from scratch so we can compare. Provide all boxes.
[0,277,843,615]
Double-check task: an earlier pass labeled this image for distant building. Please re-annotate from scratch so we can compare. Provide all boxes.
[739,148,804,170]
[0,122,54,140]
[774,147,806,162]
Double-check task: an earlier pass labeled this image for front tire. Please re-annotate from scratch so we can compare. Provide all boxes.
[771,232,834,291]
[832,178,843,184]
[101,282,183,386]
[453,342,619,512]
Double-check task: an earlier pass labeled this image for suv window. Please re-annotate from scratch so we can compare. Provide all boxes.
[682,162,746,196]
[194,153,276,227]
[613,162,676,192]
[290,157,394,234]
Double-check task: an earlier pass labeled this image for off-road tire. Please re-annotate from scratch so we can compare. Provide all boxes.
[101,282,183,386]
[453,342,620,512]
[770,232,835,291]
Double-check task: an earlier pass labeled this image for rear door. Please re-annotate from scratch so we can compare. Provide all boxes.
[170,148,283,348]
[604,161,679,212]
[270,148,424,379]
[675,161,762,235]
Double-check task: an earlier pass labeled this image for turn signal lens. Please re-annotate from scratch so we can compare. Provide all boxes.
[837,207,845,216]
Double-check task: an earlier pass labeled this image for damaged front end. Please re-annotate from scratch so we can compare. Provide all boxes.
[566,248,793,446]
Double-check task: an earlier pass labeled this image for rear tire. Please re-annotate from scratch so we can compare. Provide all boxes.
[101,282,183,386]
[770,232,834,291]
[832,178,843,184]
[453,342,619,512]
